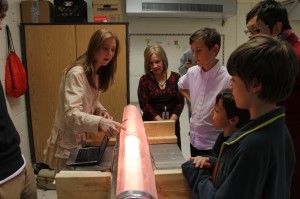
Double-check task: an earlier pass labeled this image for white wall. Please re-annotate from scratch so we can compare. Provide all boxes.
[126,16,238,103]
[1,0,300,162]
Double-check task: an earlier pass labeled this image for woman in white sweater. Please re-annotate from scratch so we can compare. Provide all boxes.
[43,29,125,173]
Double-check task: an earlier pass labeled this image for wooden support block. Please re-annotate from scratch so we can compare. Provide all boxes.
[55,171,111,199]
[86,121,176,146]
[144,120,175,137]
[154,169,192,199]
[150,144,186,170]
[148,136,177,144]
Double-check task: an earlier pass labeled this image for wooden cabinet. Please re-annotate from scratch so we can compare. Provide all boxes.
[21,23,129,163]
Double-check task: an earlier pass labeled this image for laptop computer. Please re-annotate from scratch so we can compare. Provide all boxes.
[66,135,110,166]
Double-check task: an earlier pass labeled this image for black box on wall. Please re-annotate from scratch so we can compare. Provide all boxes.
[54,0,87,23]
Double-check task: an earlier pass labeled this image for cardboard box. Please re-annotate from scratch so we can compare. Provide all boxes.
[20,0,53,23]
[92,0,122,22]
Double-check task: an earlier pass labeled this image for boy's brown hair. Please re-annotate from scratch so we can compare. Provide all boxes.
[189,27,221,53]
[227,35,298,103]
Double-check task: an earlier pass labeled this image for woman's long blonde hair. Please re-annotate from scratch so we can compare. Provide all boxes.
[66,29,120,92]
[144,44,168,75]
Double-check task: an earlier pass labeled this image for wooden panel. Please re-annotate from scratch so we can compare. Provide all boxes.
[155,169,192,199]
[87,135,177,146]
[144,120,175,137]
[148,136,177,144]
[75,24,128,122]
[86,120,176,146]
[55,171,111,199]
[150,144,185,170]
[24,25,76,163]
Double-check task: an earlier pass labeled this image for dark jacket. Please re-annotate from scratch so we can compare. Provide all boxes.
[0,83,24,181]
[182,107,295,199]
[279,29,300,199]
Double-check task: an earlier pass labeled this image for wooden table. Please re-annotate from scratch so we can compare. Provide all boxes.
[55,121,192,199]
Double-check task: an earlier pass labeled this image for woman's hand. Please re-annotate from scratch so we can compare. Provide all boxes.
[98,118,126,138]
[99,110,113,120]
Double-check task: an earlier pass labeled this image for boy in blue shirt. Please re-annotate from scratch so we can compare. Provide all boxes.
[182,35,297,199]
[190,88,249,169]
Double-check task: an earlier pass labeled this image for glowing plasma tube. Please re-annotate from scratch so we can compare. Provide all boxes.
[116,105,158,199]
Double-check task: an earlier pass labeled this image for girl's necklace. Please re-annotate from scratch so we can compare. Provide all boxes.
[152,72,167,89]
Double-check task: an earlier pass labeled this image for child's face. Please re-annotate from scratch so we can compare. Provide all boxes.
[210,100,230,129]
[191,40,218,70]
[149,53,164,75]
[230,75,252,110]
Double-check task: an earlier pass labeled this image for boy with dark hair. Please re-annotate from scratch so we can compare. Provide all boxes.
[182,35,297,199]
[245,3,300,197]
[245,0,292,38]
[190,88,250,169]
[178,28,231,157]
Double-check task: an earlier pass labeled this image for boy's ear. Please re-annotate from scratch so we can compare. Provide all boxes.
[213,44,220,56]
[250,78,262,94]
[272,22,283,36]
[229,115,239,126]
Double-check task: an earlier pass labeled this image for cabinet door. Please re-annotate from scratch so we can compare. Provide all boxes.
[24,25,77,162]
[24,24,128,163]
[76,24,128,122]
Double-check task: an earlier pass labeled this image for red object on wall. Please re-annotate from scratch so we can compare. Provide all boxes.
[5,25,27,98]
[94,16,108,22]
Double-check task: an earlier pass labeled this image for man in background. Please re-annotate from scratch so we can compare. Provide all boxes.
[246,1,300,198]
[178,48,196,119]
[0,0,6,30]
[0,0,37,198]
